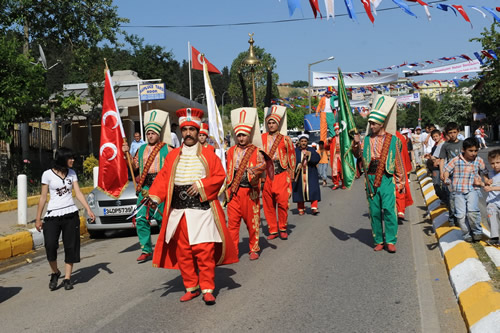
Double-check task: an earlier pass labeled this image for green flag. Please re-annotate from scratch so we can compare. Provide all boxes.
[336,69,357,189]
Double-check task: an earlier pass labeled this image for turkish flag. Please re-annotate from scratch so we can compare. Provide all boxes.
[361,0,375,24]
[452,5,472,26]
[97,70,128,199]
[191,46,221,74]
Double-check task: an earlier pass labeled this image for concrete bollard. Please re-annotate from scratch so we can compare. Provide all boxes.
[93,166,99,188]
[17,174,27,225]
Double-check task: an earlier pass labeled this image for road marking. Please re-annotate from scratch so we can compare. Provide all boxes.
[409,180,441,332]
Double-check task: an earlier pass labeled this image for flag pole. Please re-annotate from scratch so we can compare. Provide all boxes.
[104,58,137,190]
[188,41,192,100]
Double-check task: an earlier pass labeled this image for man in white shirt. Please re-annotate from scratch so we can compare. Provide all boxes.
[170,123,180,148]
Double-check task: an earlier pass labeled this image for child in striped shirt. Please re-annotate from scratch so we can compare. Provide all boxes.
[443,137,486,243]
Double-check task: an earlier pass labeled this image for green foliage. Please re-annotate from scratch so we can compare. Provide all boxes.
[396,96,440,128]
[290,80,308,88]
[83,154,99,176]
[437,92,472,126]
[287,88,304,98]
[0,36,48,142]
[353,113,368,132]
[470,22,500,121]
[227,45,279,108]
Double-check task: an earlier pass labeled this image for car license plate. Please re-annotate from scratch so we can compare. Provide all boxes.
[103,205,135,216]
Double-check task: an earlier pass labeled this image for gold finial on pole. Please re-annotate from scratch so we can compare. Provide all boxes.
[104,58,109,72]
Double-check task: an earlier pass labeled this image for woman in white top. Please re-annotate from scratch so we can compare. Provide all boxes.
[35,148,95,291]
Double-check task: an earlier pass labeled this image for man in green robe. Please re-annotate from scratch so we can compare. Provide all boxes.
[352,96,405,253]
[123,109,171,262]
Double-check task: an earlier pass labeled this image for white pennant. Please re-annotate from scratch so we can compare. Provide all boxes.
[324,0,335,19]
[371,0,383,16]
[469,6,487,19]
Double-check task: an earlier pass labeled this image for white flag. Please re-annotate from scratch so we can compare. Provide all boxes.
[371,0,382,15]
[203,62,226,171]
[324,0,334,19]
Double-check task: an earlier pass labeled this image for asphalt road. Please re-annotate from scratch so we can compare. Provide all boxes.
[0,178,465,332]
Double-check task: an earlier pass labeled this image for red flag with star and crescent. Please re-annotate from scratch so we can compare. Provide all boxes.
[191,46,221,74]
[97,70,128,198]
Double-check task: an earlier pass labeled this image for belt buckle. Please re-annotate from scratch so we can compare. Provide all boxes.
[179,190,190,201]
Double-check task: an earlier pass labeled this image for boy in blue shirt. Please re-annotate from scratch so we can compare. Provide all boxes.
[483,149,500,246]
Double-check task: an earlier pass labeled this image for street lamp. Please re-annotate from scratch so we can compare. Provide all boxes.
[241,33,262,108]
[308,56,335,113]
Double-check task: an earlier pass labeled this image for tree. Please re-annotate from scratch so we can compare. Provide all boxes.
[470,22,500,121]
[227,45,279,109]
[291,80,308,88]
[437,92,473,127]
[0,35,47,141]
[396,96,439,128]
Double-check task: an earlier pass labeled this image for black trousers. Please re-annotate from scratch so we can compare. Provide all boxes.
[43,211,80,263]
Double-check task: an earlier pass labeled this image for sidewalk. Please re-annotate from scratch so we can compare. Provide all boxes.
[0,188,91,260]
[415,167,500,332]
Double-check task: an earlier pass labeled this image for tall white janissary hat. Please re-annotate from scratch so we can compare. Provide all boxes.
[367,95,397,135]
[231,107,263,149]
[144,109,172,145]
[264,105,288,136]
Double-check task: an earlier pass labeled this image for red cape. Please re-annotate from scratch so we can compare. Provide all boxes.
[149,144,238,269]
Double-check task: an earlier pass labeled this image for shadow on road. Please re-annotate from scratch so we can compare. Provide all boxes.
[214,268,241,296]
[119,242,142,254]
[329,226,373,248]
[238,236,277,259]
[0,286,22,303]
[156,267,241,298]
[72,262,114,285]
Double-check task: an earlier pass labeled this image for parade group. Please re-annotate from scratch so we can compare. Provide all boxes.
[36,89,500,305]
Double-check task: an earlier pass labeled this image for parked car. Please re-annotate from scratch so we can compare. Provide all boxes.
[84,180,158,238]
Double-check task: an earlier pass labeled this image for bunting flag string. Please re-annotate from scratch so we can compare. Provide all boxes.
[312,46,498,82]
[284,0,498,25]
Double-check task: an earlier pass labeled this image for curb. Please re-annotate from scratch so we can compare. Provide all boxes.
[0,186,94,213]
[416,168,500,332]
[0,216,87,260]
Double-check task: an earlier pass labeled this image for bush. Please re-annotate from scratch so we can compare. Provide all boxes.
[83,155,99,176]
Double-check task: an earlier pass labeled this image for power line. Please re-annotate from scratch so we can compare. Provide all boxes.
[121,0,449,29]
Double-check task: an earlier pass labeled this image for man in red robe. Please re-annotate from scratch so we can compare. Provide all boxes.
[226,107,267,260]
[261,105,296,240]
[148,108,238,306]
[395,130,414,220]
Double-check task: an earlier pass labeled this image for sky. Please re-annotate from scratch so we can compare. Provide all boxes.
[114,0,499,85]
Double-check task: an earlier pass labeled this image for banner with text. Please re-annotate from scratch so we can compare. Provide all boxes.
[397,93,420,104]
[404,60,481,76]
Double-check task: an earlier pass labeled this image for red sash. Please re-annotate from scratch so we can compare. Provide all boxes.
[373,133,392,188]
[227,145,257,201]
[268,133,283,160]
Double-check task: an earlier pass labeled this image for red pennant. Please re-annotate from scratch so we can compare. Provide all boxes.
[496,7,500,12]
[309,0,322,19]
[481,50,495,60]
[361,0,375,24]
[460,54,473,62]
[97,70,128,199]
[461,75,469,79]
[406,0,429,6]
[191,46,221,74]
[452,5,472,27]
